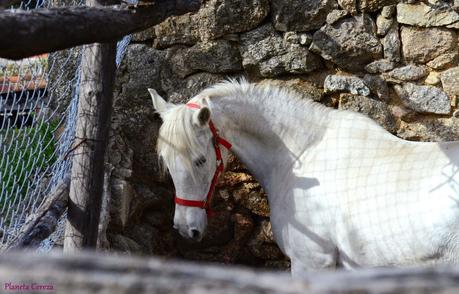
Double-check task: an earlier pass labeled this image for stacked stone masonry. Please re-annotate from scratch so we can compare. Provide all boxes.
[107,0,459,269]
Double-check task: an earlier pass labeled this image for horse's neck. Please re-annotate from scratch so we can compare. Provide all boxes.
[208,91,331,190]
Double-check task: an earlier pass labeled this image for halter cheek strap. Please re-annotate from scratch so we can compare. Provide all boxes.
[174,102,232,217]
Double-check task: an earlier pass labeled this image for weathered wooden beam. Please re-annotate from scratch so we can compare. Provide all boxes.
[3,251,459,293]
[63,0,119,251]
[63,36,116,251]
[7,176,70,249]
[0,0,201,60]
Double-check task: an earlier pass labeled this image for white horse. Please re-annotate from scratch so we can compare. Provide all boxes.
[148,79,459,277]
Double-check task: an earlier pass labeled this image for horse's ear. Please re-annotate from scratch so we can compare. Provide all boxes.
[193,107,211,126]
[148,88,169,114]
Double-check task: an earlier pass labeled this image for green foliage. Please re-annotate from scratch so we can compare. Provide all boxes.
[0,120,58,209]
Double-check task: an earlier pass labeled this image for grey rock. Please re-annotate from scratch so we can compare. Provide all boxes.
[363,74,390,101]
[132,26,156,42]
[426,52,459,70]
[299,33,314,46]
[154,14,199,49]
[118,44,165,100]
[324,75,370,96]
[271,0,338,31]
[376,14,393,36]
[381,5,396,18]
[385,65,429,82]
[338,0,398,13]
[397,2,459,27]
[338,0,357,14]
[394,83,451,114]
[401,27,457,64]
[168,40,242,78]
[310,16,382,72]
[240,24,323,77]
[441,66,459,97]
[162,72,227,103]
[365,59,395,73]
[326,9,349,24]
[154,0,269,48]
[339,94,396,132]
[382,21,401,62]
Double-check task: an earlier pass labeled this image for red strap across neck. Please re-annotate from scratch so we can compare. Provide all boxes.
[174,102,232,216]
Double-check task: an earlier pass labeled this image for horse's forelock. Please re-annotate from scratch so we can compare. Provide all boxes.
[157,104,202,178]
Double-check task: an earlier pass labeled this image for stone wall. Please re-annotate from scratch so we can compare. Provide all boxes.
[106,0,459,269]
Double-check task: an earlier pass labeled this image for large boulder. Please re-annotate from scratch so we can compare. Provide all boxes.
[310,16,382,72]
[271,0,338,31]
[397,2,459,27]
[168,40,242,78]
[240,24,323,77]
[154,0,269,48]
[401,27,457,64]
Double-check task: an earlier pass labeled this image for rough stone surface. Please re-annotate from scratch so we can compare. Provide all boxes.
[260,78,324,102]
[339,94,396,132]
[381,5,396,18]
[324,75,370,96]
[441,66,459,97]
[240,24,323,77]
[385,65,429,82]
[363,74,390,101]
[271,0,338,31]
[426,53,459,70]
[394,83,451,114]
[397,2,459,27]
[401,27,457,64]
[310,16,382,71]
[154,0,270,48]
[326,9,349,24]
[168,40,242,78]
[365,59,395,74]
[376,13,393,36]
[425,71,441,85]
[338,0,397,13]
[383,21,401,62]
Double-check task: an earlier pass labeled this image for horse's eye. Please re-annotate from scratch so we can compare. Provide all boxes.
[194,157,207,167]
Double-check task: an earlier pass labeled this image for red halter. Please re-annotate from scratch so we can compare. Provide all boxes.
[174,102,232,216]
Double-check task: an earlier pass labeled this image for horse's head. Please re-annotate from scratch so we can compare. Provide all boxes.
[148,88,230,241]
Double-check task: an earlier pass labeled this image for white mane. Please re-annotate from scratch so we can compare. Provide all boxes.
[156,79,332,176]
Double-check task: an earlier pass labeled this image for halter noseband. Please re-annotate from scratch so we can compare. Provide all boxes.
[174,102,232,216]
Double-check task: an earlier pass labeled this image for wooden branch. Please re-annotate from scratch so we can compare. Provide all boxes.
[0,0,201,60]
[8,175,70,249]
[3,251,459,293]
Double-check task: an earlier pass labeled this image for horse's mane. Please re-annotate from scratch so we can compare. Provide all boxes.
[156,78,331,177]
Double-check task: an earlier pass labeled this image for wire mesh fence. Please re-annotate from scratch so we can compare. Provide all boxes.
[0,0,135,251]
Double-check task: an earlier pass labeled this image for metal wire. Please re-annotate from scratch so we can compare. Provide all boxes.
[0,0,136,250]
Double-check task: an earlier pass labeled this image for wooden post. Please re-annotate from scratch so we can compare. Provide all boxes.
[63,0,116,251]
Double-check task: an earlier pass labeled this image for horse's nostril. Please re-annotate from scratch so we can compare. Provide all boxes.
[190,229,200,240]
